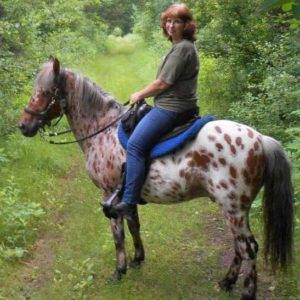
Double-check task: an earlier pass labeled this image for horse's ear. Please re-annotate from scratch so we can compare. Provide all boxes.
[49,55,54,61]
[53,57,60,76]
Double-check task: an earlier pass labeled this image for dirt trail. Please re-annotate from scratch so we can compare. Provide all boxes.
[17,163,81,299]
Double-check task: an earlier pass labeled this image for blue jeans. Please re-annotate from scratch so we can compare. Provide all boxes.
[122,107,179,205]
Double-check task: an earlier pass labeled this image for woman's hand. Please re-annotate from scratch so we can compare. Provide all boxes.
[129,79,170,105]
[130,92,144,105]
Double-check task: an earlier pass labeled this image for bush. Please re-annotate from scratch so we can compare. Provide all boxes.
[0,0,108,135]
[0,179,45,260]
[228,30,300,142]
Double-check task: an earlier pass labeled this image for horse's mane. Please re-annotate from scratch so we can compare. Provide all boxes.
[35,61,123,115]
[72,72,122,114]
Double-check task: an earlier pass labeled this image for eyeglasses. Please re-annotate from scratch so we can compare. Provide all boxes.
[166,19,184,25]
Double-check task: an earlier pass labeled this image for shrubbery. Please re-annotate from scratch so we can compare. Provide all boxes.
[0,0,107,136]
[0,179,45,260]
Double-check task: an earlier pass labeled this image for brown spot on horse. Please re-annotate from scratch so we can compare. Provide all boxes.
[179,169,185,178]
[228,191,237,200]
[215,126,222,134]
[219,158,226,166]
[240,194,250,204]
[212,161,218,169]
[230,145,237,155]
[236,137,242,146]
[246,149,258,175]
[208,135,216,141]
[216,143,224,151]
[193,151,210,170]
[242,169,251,185]
[247,128,254,138]
[230,179,236,187]
[224,134,232,145]
[230,166,237,179]
[220,180,228,189]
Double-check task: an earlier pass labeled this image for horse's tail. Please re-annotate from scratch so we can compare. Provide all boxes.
[261,135,294,269]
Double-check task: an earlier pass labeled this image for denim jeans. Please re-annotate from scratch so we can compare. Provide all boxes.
[122,107,179,205]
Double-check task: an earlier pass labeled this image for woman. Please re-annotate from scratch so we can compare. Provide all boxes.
[113,3,199,217]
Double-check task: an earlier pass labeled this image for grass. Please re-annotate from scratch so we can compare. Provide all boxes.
[0,45,299,299]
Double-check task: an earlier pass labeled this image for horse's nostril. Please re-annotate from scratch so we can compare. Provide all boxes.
[18,122,25,130]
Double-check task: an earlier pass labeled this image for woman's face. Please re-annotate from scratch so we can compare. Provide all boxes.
[165,17,185,41]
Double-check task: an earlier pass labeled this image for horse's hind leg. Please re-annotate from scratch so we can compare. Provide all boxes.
[126,206,145,268]
[218,207,258,299]
[218,241,242,291]
[238,232,258,300]
[110,216,127,280]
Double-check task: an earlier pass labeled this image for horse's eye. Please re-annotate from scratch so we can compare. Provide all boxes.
[43,91,50,96]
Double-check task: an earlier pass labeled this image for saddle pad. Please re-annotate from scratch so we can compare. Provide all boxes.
[117,115,216,159]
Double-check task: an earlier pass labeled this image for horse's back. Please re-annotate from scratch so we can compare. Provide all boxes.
[196,119,263,159]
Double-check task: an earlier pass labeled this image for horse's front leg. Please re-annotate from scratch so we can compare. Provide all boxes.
[110,216,127,280]
[126,206,145,268]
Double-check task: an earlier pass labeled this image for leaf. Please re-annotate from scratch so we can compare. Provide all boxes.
[282,2,293,11]
[260,0,281,12]
[259,0,294,12]
[292,3,300,20]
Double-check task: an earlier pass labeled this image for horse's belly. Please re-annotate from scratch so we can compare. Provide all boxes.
[142,154,210,204]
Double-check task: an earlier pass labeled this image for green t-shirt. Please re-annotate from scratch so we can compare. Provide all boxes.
[154,39,199,113]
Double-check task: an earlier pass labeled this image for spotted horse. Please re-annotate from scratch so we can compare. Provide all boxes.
[19,58,294,300]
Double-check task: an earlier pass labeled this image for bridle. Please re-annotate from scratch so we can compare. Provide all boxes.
[24,72,131,145]
[24,74,68,127]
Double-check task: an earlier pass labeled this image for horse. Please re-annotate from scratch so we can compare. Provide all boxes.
[19,58,294,300]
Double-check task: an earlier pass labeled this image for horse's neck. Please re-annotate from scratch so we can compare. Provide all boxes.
[64,71,124,153]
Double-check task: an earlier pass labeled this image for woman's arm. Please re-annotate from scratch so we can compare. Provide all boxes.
[130,79,170,104]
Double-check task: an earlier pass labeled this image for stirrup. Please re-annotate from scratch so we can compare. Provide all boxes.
[101,163,126,219]
[101,187,121,219]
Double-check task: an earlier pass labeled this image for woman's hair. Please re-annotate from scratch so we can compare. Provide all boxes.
[160,3,196,42]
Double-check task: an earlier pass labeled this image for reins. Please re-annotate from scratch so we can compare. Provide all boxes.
[40,100,131,145]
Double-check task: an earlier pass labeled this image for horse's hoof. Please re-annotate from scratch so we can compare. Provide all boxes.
[129,257,144,269]
[240,294,256,300]
[218,278,234,292]
[106,269,126,283]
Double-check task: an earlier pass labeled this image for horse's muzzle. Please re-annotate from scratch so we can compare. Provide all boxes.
[18,121,40,137]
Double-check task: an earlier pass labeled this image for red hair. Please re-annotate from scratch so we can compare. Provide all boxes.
[160,4,196,42]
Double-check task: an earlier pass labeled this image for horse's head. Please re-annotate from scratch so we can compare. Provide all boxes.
[19,57,67,137]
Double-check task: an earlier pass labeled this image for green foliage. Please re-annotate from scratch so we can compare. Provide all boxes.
[0,0,107,136]
[98,0,140,34]
[54,258,96,297]
[132,0,172,43]
[198,56,244,116]
[0,179,45,260]
[228,30,299,142]
[260,0,300,28]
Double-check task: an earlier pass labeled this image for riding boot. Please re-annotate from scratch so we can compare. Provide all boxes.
[111,202,137,220]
